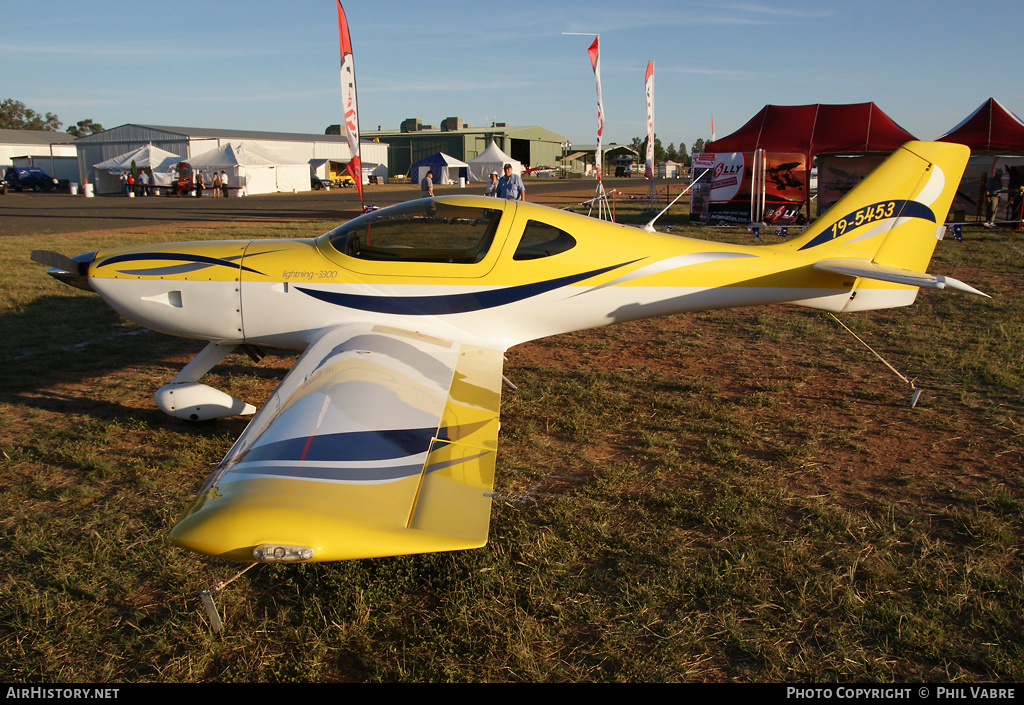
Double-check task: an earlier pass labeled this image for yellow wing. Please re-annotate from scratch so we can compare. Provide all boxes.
[171,324,503,563]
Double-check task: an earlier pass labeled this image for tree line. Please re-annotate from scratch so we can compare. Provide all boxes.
[628,136,712,166]
[1,98,104,137]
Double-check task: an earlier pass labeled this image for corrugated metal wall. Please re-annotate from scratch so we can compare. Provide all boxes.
[74,125,387,186]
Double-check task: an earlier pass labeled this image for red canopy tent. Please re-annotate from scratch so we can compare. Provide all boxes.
[939,99,1024,225]
[706,102,916,159]
[703,103,917,220]
[937,98,1024,152]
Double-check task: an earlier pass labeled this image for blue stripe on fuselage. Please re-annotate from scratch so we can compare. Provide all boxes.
[295,260,640,315]
[97,252,264,276]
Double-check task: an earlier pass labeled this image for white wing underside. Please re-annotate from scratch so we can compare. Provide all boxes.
[171,323,505,562]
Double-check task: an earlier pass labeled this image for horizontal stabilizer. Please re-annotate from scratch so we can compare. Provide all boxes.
[813,259,989,297]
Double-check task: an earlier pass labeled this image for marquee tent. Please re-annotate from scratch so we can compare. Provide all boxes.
[706,103,916,160]
[938,98,1024,153]
[365,162,389,184]
[408,152,468,186]
[92,144,183,194]
[704,103,918,218]
[939,99,1024,223]
[187,142,310,195]
[467,141,522,182]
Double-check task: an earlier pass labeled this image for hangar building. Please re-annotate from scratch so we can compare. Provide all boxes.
[0,129,78,182]
[330,118,567,178]
[74,124,387,189]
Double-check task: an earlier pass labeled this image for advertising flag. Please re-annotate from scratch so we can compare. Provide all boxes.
[337,1,362,202]
[644,61,655,179]
[588,37,604,182]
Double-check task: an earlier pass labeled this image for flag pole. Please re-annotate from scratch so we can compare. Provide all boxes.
[642,61,658,219]
[564,32,611,221]
[336,1,363,207]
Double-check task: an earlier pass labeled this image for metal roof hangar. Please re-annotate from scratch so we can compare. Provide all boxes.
[74,124,387,186]
[0,128,78,181]
[330,117,566,177]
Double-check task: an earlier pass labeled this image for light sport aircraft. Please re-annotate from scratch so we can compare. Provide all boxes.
[34,141,986,565]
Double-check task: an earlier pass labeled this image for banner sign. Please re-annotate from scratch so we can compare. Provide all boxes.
[689,152,715,219]
[644,62,654,180]
[337,1,363,202]
[588,37,604,182]
[693,152,808,225]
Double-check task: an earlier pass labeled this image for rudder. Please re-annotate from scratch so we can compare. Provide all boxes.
[783,141,970,269]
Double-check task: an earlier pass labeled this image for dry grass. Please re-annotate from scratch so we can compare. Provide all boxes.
[0,215,1022,682]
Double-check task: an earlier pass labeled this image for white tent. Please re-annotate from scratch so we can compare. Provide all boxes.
[467,141,522,183]
[187,142,311,195]
[92,144,183,194]
[364,161,389,184]
[409,152,469,186]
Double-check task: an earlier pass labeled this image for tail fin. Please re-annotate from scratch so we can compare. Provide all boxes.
[781,141,981,311]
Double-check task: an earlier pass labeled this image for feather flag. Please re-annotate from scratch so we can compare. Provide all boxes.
[644,61,655,180]
[337,1,362,203]
[588,37,604,182]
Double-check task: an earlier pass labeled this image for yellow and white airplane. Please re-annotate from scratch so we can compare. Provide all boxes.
[34,141,985,565]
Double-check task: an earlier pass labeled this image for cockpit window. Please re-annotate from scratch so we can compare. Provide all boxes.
[326,200,503,264]
[513,220,577,260]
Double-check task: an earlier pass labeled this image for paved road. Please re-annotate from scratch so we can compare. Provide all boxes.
[0,178,654,237]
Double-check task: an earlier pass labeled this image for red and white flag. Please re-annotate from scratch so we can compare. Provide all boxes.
[337,1,362,202]
[644,61,654,180]
[588,37,604,182]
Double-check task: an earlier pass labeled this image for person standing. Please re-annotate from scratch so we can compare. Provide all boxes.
[220,171,229,198]
[420,169,434,198]
[194,170,203,198]
[985,168,1002,227]
[485,171,499,196]
[211,171,221,198]
[496,163,525,201]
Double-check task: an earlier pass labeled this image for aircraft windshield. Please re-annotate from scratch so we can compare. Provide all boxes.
[326,200,503,264]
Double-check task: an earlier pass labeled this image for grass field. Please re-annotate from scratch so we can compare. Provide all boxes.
[0,209,1022,682]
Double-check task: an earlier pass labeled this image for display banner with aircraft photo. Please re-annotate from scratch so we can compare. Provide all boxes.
[690,152,808,225]
[816,154,886,217]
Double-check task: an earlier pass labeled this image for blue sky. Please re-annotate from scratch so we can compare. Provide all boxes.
[4,0,1022,157]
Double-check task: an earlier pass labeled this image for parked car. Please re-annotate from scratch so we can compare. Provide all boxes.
[311,173,337,190]
[4,166,59,191]
[614,166,632,177]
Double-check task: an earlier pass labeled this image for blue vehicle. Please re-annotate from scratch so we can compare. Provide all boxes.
[4,166,59,192]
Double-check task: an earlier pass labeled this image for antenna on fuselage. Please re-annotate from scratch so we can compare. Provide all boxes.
[641,169,707,232]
